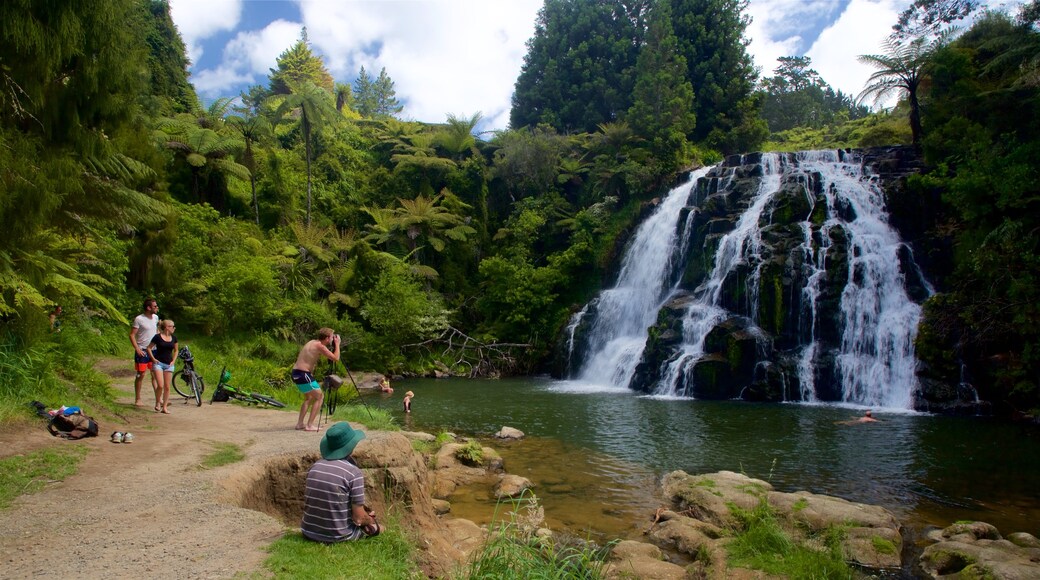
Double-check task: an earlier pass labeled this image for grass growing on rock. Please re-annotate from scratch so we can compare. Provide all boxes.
[727,498,853,579]
[0,445,89,509]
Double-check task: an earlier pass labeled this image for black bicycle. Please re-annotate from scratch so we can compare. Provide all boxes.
[171,346,204,406]
[210,365,286,408]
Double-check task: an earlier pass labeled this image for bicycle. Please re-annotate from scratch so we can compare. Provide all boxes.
[210,365,286,408]
[171,346,204,407]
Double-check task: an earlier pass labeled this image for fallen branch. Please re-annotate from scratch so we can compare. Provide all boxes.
[401,326,530,378]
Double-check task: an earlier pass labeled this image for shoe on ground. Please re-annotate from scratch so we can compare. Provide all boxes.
[122,432,134,443]
[110,431,124,443]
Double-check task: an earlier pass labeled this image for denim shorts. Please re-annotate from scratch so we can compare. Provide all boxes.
[154,360,175,373]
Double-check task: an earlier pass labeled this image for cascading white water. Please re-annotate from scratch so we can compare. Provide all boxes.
[571,150,928,410]
[576,167,712,387]
[796,151,924,408]
[654,153,782,395]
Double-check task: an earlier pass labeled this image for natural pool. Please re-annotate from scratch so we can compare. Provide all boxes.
[364,377,1040,542]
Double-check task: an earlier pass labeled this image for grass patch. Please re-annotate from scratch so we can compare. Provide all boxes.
[198,440,246,469]
[466,495,610,579]
[0,445,89,510]
[411,431,453,455]
[727,499,853,580]
[792,498,809,512]
[871,535,897,555]
[264,520,420,579]
[328,402,398,431]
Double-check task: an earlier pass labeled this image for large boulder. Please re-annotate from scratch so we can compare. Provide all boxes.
[920,522,1040,579]
[602,540,689,580]
[661,470,771,529]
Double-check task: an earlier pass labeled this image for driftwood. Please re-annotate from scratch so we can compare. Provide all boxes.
[401,326,530,378]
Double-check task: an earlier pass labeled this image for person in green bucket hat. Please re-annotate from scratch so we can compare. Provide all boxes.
[301,422,383,542]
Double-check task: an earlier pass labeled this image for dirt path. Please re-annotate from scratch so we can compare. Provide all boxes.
[0,357,325,579]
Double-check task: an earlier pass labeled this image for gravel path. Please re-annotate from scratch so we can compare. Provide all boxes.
[0,358,324,579]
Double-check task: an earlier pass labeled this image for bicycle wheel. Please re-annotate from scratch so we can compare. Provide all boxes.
[250,393,286,408]
[192,376,204,407]
[172,371,194,399]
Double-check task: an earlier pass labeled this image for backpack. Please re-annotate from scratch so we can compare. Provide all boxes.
[47,412,99,440]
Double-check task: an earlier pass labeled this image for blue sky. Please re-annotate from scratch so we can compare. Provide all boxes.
[170,0,1018,132]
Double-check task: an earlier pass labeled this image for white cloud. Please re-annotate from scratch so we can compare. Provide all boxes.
[746,0,846,76]
[299,0,542,130]
[806,0,905,102]
[169,0,243,63]
[190,19,303,97]
[190,65,255,96]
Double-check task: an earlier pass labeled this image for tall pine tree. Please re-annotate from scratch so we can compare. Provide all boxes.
[510,0,650,133]
[670,0,765,152]
[626,0,696,171]
[268,28,334,95]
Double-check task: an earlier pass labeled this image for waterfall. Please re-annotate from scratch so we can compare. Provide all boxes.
[798,151,923,408]
[576,167,713,387]
[569,150,930,410]
[655,153,782,395]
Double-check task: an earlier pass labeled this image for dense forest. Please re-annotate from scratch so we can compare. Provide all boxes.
[1,0,1038,418]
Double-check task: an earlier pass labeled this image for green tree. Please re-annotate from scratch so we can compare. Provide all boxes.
[759,56,869,132]
[274,81,340,225]
[510,0,650,133]
[228,109,273,224]
[670,0,761,151]
[911,9,1040,411]
[0,0,167,321]
[138,0,197,115]
[268,28,334,95]
[858,32,952,146]
[372,67,404,118]
[625,0,696,173]
[352,66,377,117]
[894,0,979,39]
[156,98,250,205]
[435,113,482,160]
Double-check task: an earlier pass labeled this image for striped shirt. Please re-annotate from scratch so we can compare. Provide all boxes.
[301,458,366,542]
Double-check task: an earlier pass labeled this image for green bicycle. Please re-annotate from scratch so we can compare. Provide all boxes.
[210,365,286,408]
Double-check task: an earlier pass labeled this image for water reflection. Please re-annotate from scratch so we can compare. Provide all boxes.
[365,377,1040,539]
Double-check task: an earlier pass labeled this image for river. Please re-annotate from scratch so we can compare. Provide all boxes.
[366,377,1040,542]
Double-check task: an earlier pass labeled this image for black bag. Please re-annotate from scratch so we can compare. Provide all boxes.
[211,386,230,402]
[47,412,99,440]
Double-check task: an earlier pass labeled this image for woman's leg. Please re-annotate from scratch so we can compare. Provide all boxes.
[161,370,173,412]
[151,367,163,411]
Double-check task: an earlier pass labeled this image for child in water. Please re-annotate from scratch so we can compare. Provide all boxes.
[403,390,414,413]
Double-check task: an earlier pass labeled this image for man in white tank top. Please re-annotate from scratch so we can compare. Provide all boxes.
[129,298,160,406]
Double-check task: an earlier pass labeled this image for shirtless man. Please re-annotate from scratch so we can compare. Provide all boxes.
[857,410,879,423]
[129,298,160,406]
[292,327,340,432]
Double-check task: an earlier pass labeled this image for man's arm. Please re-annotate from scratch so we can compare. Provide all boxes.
[322,335,341,362]
[351,503,373,526]
[129,322,142,356]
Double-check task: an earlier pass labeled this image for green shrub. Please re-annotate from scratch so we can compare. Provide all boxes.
[455,440,484,466]
[466,493,610,579]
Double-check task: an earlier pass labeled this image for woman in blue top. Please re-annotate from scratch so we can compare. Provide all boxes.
[148,319,178,414]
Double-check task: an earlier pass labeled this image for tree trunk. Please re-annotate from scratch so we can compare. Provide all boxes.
[909,90,923,147]
[305,133,312,226]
